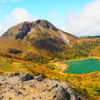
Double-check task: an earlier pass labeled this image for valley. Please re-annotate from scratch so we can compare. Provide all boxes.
[0,19,100,99]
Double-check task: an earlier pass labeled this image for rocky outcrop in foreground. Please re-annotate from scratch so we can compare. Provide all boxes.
[0,73,88,100]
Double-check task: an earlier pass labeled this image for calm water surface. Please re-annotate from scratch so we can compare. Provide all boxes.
[65,59,100,74]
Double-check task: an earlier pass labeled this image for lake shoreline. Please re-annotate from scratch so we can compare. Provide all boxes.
[63,56,100,62]
[52,56,100,74]
[51,62,69,74]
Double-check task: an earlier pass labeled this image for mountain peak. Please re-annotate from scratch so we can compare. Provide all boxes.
[35,19,58,31]
[0,19,79,62]
[2,19,58,39]
[2,19,78,46]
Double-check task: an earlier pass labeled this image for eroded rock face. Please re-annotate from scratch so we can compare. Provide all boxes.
[67,88,77,99]
[50,85,68,100]
[0,73,88,100]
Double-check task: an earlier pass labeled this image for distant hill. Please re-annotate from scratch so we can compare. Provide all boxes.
[80,35,100,39]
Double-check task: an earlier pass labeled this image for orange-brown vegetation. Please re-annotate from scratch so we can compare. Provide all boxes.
[0,20,100,99]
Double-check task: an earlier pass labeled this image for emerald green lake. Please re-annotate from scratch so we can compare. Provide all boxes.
[65,59,100,74]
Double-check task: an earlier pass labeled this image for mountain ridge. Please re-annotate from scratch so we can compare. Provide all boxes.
[0,19,100,63]
[2,19,78,43]
[0,19,79,62]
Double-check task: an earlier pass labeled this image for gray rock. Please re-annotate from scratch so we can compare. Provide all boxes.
[66,88,77,100]
[3,91,6,93]
[18,73,34,81]
[8,73,20,78]
[51,85,68,100]
[9,87,14,89]
[35,75,44,81]
[1,78,7,81]
[13,73,20,76]
[8,73,14,77]
[0,96,4,98]
[15,90,23,95]
[32,97,36,99]
[0,83,2,86]
[67,88,76,95]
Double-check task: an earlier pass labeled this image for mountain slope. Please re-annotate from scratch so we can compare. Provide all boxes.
[0,20,79,63]
[2,20,78,44]
[0,20,100,63]
[0,20,100,99]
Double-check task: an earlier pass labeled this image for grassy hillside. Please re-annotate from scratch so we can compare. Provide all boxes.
[0,56,99,100]
[0,20,100,99]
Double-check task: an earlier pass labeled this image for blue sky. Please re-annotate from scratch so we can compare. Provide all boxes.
[0,0,100,36]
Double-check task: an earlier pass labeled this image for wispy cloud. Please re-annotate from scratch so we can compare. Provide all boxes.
[62,0,100,36]
[0,0,6,3]
[49,12,57,18]
[0,8,38,35]
[0,0,21,3]
[0,25,5,35]
[10,0,21,2]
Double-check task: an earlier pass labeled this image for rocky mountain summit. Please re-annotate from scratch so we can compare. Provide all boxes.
[1,19,78,50]
[0,20,79,62]
[2,20,78,43]
[0,73,87,100]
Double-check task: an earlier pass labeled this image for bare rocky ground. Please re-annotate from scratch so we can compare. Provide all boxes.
[0,73,88,100]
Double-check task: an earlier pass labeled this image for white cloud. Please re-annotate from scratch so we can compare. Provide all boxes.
[10,0,21,2]
[0,8,38,35]
[0,25,3,32]
[0,25,5,35]
[0,0,21,3]
[62,0,100,36]
[5,8,37,24]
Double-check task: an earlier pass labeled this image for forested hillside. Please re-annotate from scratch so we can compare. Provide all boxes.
[0,20,100,99]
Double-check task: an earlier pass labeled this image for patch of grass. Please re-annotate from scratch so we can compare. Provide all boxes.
[88,86,100,96]
[0,58,32,74]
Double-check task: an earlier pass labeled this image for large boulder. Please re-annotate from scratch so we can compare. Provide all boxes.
[18,73,34,81]
[53,85,68,100]
[66,88,77,100]
[47,84,69,100]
